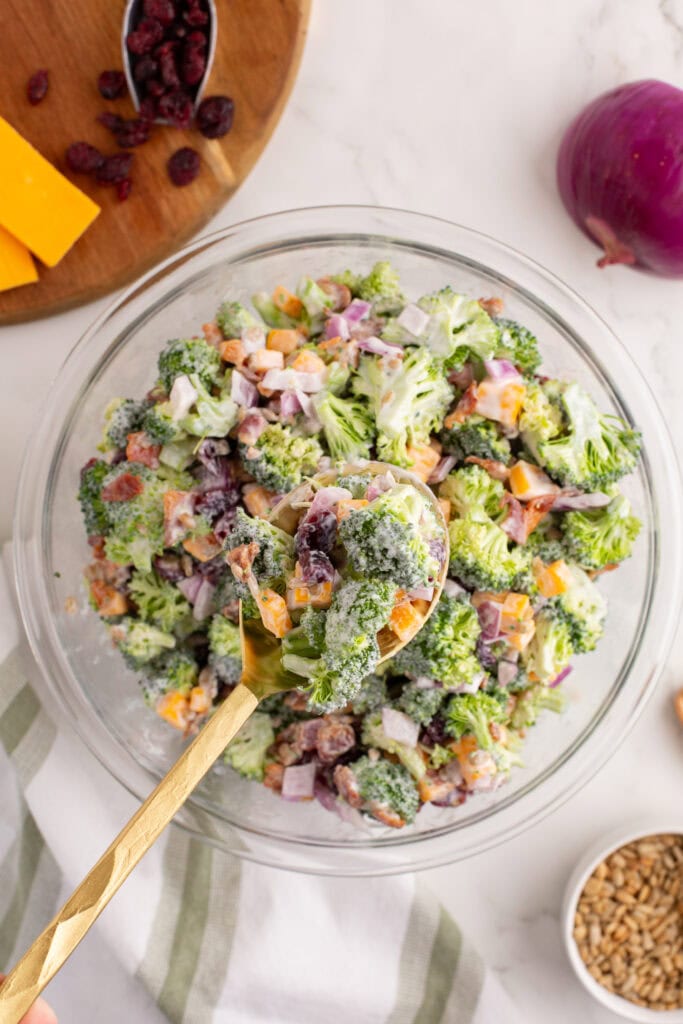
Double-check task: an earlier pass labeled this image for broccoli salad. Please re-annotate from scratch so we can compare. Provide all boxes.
[79,261,642,829]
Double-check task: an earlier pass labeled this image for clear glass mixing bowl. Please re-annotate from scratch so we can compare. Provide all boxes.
[13,206,683,875]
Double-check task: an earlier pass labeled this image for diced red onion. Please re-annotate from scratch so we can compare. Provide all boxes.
[407,586,434,601]
[365,471,396,501]
[237,410,268,445]
[192,578,215,621]
[549,665,573,688]
[427,454,457,484]
[476,600,502,640]
[230,370,259,408]
[169,374,198,420]
[282,762,317,801]
[498,660,518,688]
[552,491,611,511]
[357,335,405,358]
[261,368,326,394]
[241,326,266,354]
[177,574,203,604]
[313,778,338,811]
[342,298,371,323]
[501,495,527,544]
[295,389,315,416]
[325,314,350,341]
[483,359,522,381]
[310,486,352,513]
[443,578,467,599]
[279,390,302,418]
[396,303,430,337]
[381,707,419,748]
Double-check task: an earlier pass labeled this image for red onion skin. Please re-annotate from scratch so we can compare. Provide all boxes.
[557,79,683,276]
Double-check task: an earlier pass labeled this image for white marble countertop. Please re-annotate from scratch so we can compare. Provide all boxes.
[4,1,683,1021]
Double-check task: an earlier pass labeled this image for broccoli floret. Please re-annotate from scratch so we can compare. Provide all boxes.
[227,508,296,589]
[439,465,505,519]
[208,614,242,685]
[158,437,197,472]
[361,712,426,780]
[356,261,405,315]
[128,570,192,633]
[300,605,327,651]
[519,380,564,458]
[252,292,299,330]
[296,276,333,321]
[448,508,531,592]
[113,617,176,669]
[562,494,641,570]
[139,649,199,707]
[215,301,262,338]
[396,684,445,726]
[393,593,482,689]
[179,373,238,438]
[301,634,382,712]
[223,712,275,781]
[522,610,573,684]
[352,348,451,467]
[339,483,442,590]
[510,684,565,730]
[239,423,323,493]
[100,398,151,451]
[78,458,111,536]
[157,338,221,393]
[440,415,512,464]
[533,383,641,491]
[525,515,567,564]
[313,390,375,461]
[445,691,507,749]
[330,268,361,294]
[384,287,498,367]
[101,464,169,572]
[348,755,420,825]
[325,361,351,396]
[336,472,372,498]
[143,403,182,446]
[494,318,541,375]
[550,564,607,652]
[351,673,388,714]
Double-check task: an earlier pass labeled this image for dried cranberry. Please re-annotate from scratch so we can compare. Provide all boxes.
[298,548,334,584]
[143,0,176,25]
[296,508,337,556]
[98,70,127,100]
[420,715,448,748]
[156,40,181,88]
[213,509,238,544]
[96,152,134,184]
[183,4,208,26]
[65,142,105,174]
[194,489,234,519]
[133,55,158,82]
[116,178,132,201]
[126,17,164,55]
[167,146,200,185]
[116,118,151,147]
[153,554,185,582]
[157,90,193,128]
[172,22,188,38]
[98,111,126,134]
[27,69,49,105]
[138,96,157,121]
[196,95,234,139]
[145,78,165,98]
[181,35,206,86]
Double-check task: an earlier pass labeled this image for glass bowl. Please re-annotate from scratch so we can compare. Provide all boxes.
[13,206,683,876]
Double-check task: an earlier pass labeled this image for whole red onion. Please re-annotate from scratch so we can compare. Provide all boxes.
[557,79,683,276]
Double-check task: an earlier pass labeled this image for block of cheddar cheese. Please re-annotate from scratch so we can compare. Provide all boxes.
[0,225,38,292]
[0,117,100,267]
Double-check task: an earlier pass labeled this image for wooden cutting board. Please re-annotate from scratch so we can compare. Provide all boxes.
[0,0,310,324]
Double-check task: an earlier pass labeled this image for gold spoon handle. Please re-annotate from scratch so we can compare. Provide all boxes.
[0,682,258,1024]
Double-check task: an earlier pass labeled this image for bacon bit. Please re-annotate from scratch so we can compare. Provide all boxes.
[447,364,475,390]
[88,535,107,560]
[126,431,161,469]
[202,321,223,348]
[368,802,406,828]
[263,762,285,792]
[182,533,222,562]
[444,383,478,427]
[90,580,128,617]
[523,494,557,535]
[501,492,556,544]
[465,455,510,482]
[316,720,355,764]
[226,542,259,585]
[101,472,143,502]
[587,563,619,579]
[333,764,362,808]
[478,296,504,317]
[163,490,196,546]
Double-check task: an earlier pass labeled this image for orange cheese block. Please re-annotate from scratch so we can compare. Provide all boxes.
[0,117,100,266]
[0,225,38,291]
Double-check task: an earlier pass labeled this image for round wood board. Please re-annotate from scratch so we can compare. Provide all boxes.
[0,0,311,324]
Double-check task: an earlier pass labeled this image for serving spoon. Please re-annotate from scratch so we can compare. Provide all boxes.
[0,461,448,1023]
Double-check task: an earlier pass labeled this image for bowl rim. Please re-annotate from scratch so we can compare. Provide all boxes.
[562,819,683,1022]
[13,204,683,874]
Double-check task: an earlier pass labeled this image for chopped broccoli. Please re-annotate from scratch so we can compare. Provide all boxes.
[361,712,426,780]
[448,508,531,592]
[348,755,420,824]
[562,493,641,570]
[158,437,197,471]
[439,464,505,519]
[440,414,512,464]
[223,712,275,781]
[128,570,192,633]
[356,261,405,315]
[227,508,296,589]
[336,472,372,498]
[525,515,567,564]
[100,398,151,451]
[550,564,607,652]
[239,423,323,493]
[142,402,182,446]
[101,464,169,572]
[533,383,641,491]
[494,318,541,375]
[519,380,564,458]
[252,292,299,330]
[445,691,507,749]
[393,593,482,689]
[510,684,565,730]
[300,605,327,651]
[78,458,111,536]
[215,301,262,338]
[179,373,238,438]
[339,484,442,590]
[351,673,388,714]
[384,287,498,367]
[157,338,221,393]
[352,348,451,467]
[325,361,351,395]
[139,649,199,707]
[296,276,333,320]
[330,268,361,294]
[396,684,445,726]
[522,610,573,684]
[208,614,242,685]
[313,390,375,461]
[113,617,176,669]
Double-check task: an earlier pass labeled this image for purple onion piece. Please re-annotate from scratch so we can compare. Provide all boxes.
[279,390,302,419]
[549,665,573,688]
[443,578,467,599]
[552,491,611,511]
[231,370,259,408]
[313,778,338,811]
[342,298,372,323]
[427,454,457,484]
[153,554,185,582]
[193,578,216,621]
[476,600,502,640]
[177,574,203,604]
[325,313,350,340]
[483,358,522,381]
[356,336,404,358]
[282,762,317,801]
[497,660,518,688]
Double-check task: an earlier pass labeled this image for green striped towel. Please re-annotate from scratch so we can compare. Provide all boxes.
[0,557,519,1024]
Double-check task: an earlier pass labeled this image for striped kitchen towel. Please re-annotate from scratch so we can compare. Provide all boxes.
[0,555,519,1024]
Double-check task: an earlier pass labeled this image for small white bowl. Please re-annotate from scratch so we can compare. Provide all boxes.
[563,818,683,1022]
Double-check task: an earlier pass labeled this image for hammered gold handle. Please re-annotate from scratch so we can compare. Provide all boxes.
[0,683,258,1024]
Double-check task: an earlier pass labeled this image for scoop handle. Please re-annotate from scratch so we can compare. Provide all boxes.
[0,682,258,1023]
